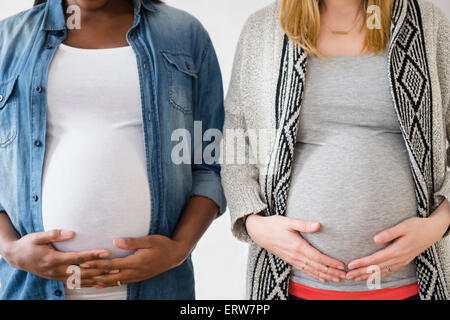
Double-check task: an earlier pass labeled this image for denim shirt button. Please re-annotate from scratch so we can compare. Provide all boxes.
[46,44,53,49]
[185,62,191,70]
[34,140,42,147]
[54,289,62,297]
[32,195,39,202]
[0,95,3,102]
[35,86,42,93]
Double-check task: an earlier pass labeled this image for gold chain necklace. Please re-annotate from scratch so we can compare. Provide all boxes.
[321,10,364,35]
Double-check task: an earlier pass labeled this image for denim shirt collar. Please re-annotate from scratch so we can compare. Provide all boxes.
[42,0,157,31]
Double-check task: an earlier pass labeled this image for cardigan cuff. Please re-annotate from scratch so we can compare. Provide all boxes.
[434,175,450,239]
[229,187,267,243]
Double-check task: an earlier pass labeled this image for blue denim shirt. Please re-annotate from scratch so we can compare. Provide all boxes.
[0,0,226,300]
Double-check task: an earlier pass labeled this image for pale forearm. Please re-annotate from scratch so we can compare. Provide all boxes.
[426,199,450,242]
[430,199,450,229]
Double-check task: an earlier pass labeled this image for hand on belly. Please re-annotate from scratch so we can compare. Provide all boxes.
[245,215,347,283]
[42,208,151,259]
[79,234,190,288]
[345,201,450,282]
[51,229,137,259]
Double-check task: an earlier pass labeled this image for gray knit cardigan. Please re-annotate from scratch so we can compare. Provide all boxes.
[222,0,450,300]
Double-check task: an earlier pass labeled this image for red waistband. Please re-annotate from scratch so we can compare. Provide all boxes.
[289,281,419,300]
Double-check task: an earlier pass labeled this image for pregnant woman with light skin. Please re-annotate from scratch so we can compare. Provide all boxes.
[0,0,225,300]
[223,0,450,300]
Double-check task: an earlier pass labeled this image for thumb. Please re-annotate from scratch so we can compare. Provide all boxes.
[33,229,74,244]
[374,224,405,244]
[113,237,152,250]
[289,219,320,233]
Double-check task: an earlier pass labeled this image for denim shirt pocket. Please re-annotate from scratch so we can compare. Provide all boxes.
[0,76,18,148]
[161,51,198,115]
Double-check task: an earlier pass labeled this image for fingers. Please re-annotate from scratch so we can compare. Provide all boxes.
[288,219,321,233]
[55,249,110,266]
[53,264,115,279]
[80,257,129,270]
[61,268,121,289]
[346,258,398,280]
[348,246,396,270]
[92,270,135,287]
[304,258,345,281]
[81,280,98,288]
[64,277,103,289]
[79,268,117,280]
[32,230,75,244]
[294,263,326,283]
[284,233,345,282]
[351,263,403,282]
[300,242,346,271]
[113,237,153,250]
[373,224,407,245]
[293,259,342,283]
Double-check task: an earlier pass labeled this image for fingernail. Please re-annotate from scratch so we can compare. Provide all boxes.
[333,278,340,283]
[109,270,120,274]
[60,230,74,238]
[99,252,109,258]
[340,275,347,279]
[337,266,345,270]
[80,263,90,268]
[114,239,126,247]
[374,235,382,243]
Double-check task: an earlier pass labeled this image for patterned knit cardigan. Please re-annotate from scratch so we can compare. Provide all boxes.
[223,0,450,300]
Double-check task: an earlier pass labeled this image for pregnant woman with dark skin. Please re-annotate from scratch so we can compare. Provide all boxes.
[0,0,225,300]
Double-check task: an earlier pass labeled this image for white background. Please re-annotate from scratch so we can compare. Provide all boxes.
[0,0,449,300]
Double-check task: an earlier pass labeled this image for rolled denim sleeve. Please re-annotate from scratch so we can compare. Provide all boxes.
[191,169,226,215]
[191,36,226,215]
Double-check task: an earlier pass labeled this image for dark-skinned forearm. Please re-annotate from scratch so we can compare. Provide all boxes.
[171,196,219,263]
[0,212,20,257]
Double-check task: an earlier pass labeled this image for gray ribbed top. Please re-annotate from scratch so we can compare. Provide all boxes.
[287,52,417,291]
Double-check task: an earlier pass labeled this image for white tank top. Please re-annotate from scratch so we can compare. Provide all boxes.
[42,43,151,300]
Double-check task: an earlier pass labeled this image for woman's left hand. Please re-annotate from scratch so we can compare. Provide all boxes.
[346,200,450,282]
[80,235,190,288]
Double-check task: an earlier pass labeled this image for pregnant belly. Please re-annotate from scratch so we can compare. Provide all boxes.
[286,142,418,264]
[41,134,151,259]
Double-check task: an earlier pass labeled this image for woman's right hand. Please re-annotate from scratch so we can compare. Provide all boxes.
[2,229,111,287]
[245,214,347,283]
